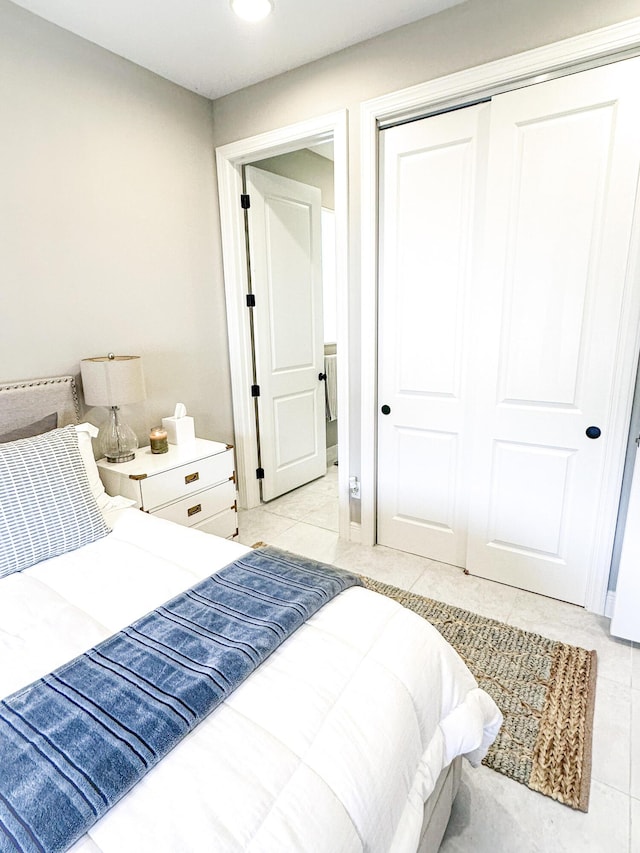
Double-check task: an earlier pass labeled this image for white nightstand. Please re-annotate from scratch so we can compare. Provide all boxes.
[96,438,238,539]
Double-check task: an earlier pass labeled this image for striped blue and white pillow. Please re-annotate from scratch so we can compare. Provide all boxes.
[0,425,111,578]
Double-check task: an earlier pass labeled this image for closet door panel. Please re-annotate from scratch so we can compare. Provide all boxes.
[395,145,468,397]
[395,428,459,529]
[498,107,610,406]
[486,441,574,559]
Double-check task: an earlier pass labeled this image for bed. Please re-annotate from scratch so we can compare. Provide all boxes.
[0,376,502,853]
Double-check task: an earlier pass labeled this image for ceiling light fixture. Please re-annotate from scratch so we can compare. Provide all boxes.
[231,0,273,23]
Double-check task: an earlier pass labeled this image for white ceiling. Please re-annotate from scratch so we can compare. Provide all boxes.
[9,0,464,100]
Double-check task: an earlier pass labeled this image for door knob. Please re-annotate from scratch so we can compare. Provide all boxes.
[585,426,601,439]
[381,404,391,415]
[318,372,327,381]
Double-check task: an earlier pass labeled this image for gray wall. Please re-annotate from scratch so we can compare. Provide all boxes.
[3,0,639,471]
[211,0,640,483]
[0,0,232,444]
[213,0,639,143]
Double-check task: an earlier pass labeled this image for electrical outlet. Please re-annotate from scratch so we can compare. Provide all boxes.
[349,475,361,499]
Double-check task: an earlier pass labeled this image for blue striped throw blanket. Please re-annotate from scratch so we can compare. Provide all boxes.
[0,547,361,853]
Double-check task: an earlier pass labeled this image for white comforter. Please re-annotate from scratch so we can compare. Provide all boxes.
[0,509,501,852]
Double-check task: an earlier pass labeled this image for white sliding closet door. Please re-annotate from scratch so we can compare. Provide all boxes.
[377,57,640,604]
[377,104,489,566]
[466,59,640,603]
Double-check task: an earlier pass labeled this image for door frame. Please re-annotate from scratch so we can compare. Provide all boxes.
[360,18,640,613]
[216,110,350,538]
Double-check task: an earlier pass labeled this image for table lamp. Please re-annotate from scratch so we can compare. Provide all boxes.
[80,354,146,463]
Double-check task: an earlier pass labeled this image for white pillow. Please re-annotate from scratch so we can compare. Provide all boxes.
[74,424,137,514]
[0,426,111,578]
[74,423,111,510]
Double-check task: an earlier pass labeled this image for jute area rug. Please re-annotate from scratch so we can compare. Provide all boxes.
[360,576,597,812]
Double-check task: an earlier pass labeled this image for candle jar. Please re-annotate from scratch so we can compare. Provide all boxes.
[149,426,168,454]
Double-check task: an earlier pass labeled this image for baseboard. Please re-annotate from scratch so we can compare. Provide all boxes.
[349,521,362,543]
[604,590,616,620]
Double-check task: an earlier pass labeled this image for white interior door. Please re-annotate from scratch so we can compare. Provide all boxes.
[466,59,640,604]
[377,57,640,604]
[245,166,326,502]
[377,104,489,565]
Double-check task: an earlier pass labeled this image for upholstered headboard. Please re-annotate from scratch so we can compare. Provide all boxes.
[0,376,80,434]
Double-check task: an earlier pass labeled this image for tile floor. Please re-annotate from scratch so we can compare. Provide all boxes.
[237,466,639,853]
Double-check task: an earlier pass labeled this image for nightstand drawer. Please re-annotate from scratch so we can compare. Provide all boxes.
[194,508,238,539]
[141,450,234,511]
[150,479,236,527]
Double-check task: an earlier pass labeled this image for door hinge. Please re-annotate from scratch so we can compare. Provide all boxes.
[241,193,251,209]
[251,384,260,397]
[246,293,256,307]
[256,467,265,480]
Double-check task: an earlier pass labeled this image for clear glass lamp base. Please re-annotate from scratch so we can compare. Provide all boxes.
[100,407,139,463]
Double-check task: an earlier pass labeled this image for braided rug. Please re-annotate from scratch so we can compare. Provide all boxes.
[359,576,597,812]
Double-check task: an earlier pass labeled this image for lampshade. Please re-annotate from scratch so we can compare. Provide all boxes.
[80,355,146,407]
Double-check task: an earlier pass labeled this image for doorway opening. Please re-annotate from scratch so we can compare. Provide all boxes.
[216,110,350,538]
[244,150,336,503]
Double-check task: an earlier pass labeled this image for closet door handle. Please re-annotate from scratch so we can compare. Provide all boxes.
[585,426,601,439]
[381,405,391,415]
[318,372,327,381]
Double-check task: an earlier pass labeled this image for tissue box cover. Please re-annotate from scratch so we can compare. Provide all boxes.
[161,415,195,445]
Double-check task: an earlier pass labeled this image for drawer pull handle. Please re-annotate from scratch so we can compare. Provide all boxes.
[185,472,200,485]
[187,503,202,518]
